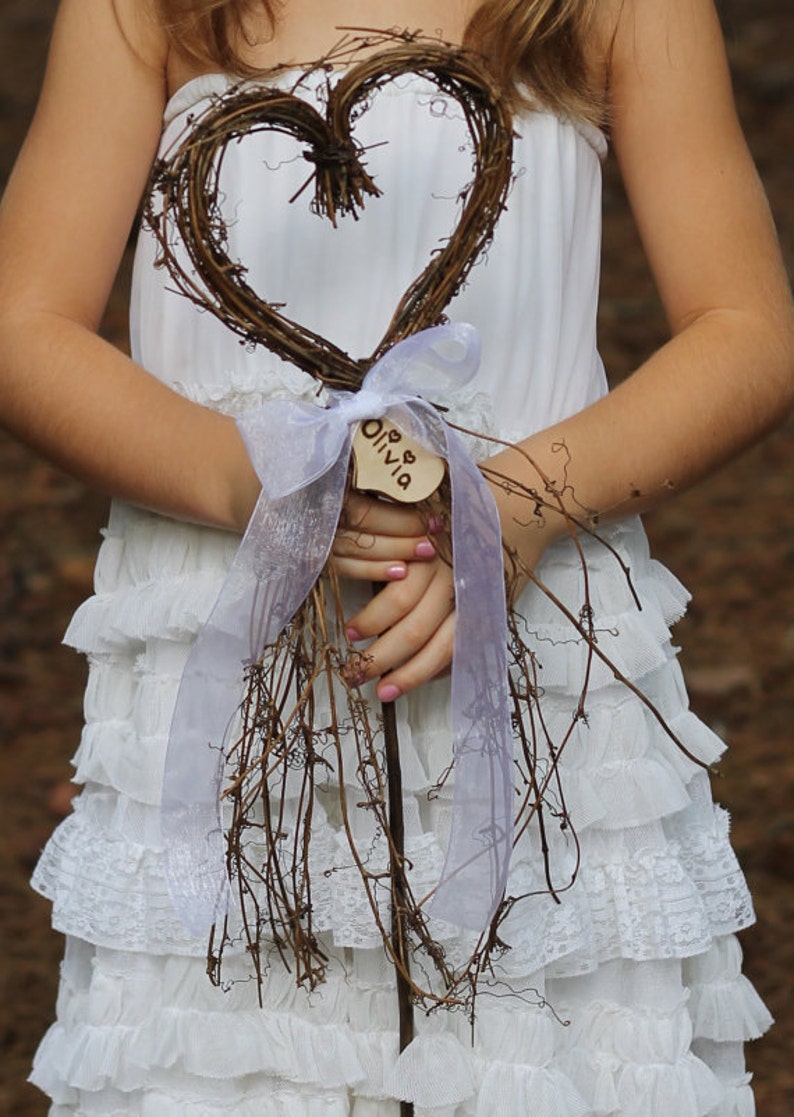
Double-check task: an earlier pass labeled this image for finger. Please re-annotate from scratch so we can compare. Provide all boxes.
[329,555,409,582]
[333,529,437,562]
[342,492,429,538]
[346,565,455,677]
[345,561,438,640]
[376,614,456,701]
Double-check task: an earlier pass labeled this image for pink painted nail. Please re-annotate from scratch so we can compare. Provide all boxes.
[377,683,402,703]
[427,515,445,535]
[345,626,362,643]
[386,563,407,579]
[414,540,436,559]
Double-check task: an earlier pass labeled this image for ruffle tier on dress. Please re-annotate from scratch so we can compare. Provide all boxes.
[31,69,771,1115]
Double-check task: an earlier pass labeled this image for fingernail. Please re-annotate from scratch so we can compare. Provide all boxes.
[345,626,362,643]
[427,515,445,534]
[414,540,436,559]
[377,683,402,703]
[386,563,407,579]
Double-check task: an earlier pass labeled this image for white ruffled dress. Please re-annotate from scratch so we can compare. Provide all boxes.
[30,71,772,1116]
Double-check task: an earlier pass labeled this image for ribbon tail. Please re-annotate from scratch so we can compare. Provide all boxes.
[162,457,350,935]
[428,428,513,931]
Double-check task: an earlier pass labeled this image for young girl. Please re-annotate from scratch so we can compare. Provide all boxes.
[2,0,792,1114]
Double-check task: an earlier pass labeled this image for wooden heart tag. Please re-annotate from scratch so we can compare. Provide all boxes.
[145,37,514,393]
[351,416,446,502]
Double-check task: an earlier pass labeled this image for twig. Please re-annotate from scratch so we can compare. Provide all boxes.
[383,697,415,1117]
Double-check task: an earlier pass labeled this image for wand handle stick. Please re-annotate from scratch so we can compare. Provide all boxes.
[382,696,415,1117]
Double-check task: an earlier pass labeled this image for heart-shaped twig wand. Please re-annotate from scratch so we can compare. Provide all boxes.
[145,34,514,388]
[150,31,518,1021]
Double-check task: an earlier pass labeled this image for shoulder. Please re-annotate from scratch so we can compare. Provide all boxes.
[49,0,169,80]
[601,0,731,97]
[595,0,789,338]
[33,0,170,141]
[0,0,172,327]
[581,0,728,87]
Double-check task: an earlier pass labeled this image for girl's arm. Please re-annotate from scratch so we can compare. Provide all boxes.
[0,0,261,530]
[489,0,794,555]
[338,0,794,701]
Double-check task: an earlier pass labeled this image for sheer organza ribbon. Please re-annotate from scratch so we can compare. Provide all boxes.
[161,323,513,935]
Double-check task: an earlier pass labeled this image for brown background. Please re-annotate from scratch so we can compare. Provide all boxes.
[1,1,792,1113]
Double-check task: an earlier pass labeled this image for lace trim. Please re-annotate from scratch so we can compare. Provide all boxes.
[33,786,755,967]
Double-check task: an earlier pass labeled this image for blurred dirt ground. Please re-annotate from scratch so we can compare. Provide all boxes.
[1,1,793,1114]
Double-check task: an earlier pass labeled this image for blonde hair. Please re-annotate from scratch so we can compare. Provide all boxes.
[152,0,601,120]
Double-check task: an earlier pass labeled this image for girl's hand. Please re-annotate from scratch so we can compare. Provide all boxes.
[331,493,455,702]
[331,483,553,703]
